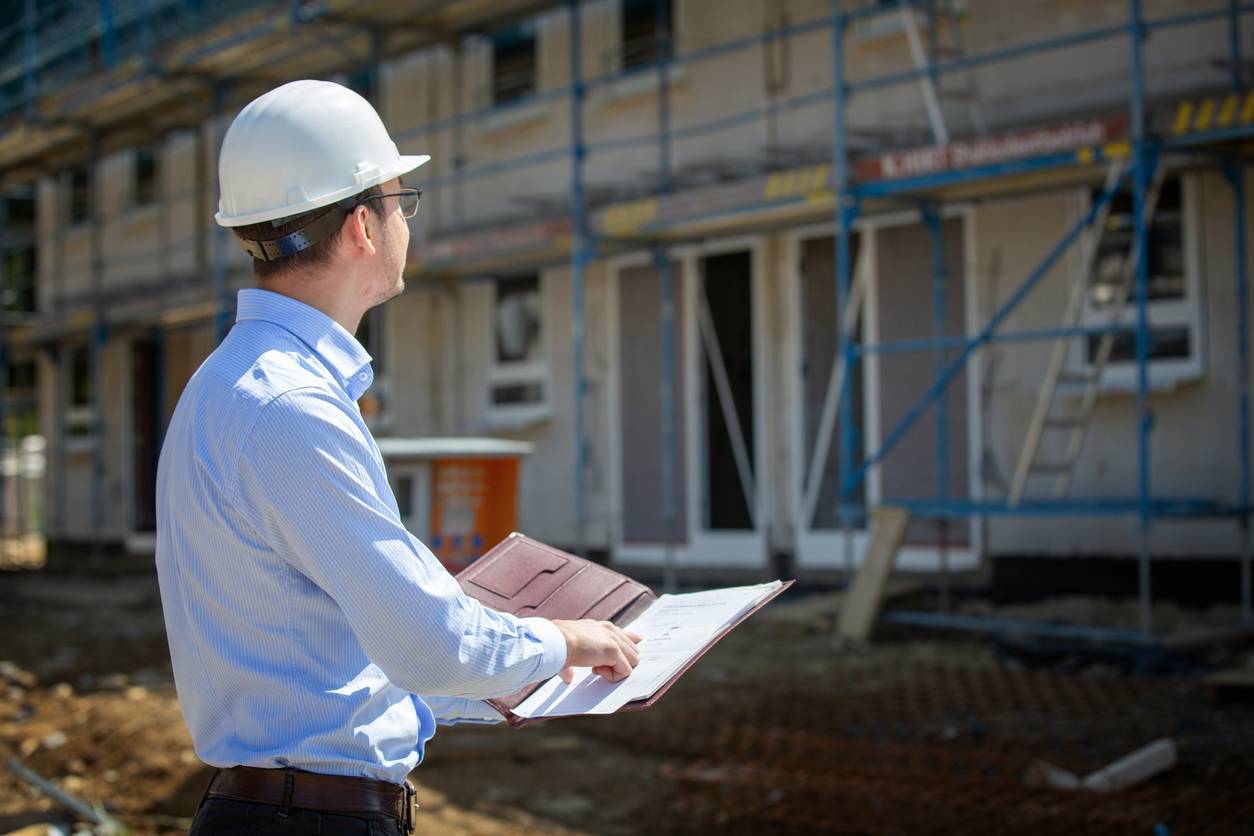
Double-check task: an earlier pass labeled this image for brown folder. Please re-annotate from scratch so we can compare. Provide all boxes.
[455,532,793,726]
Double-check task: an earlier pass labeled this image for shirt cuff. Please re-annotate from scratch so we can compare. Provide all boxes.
[520,616,568,681]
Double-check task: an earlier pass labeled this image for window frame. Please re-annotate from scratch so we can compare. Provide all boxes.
[3,245,37,314]
[133,145,158,208]
[4,357,39,442]
[65,166,91,227]
[64,344,98,453]
[491,21,538,106]
[1070,171,1206,389]
[621,0,673,74]
[486,272,551,426]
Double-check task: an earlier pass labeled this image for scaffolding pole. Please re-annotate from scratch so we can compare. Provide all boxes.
[0,194,7,540]
[1228,1,1251,626]
[89,130,105,562]
[923,203,950,610]
[1130,0,1154,636]
[1225,155,1252,624]
[1231,0,1245,92]
[568,0,590,558]
[22,0,35,122]
[830,0,860,586]
[98,0,116,70]
[211,81,230,343]
[363,29,385,384]
[655,0,679,592]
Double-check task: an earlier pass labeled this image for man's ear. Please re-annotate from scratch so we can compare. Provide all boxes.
[344,205,378,256]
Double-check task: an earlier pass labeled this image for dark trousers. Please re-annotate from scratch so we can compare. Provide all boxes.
[189,798,404,835]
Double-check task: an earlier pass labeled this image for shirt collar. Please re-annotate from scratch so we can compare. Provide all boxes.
[235,288,375,399]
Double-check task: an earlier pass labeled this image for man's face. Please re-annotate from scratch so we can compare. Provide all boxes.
[368,177,411,306]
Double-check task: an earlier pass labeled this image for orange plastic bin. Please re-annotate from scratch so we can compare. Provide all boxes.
[375,438,534,573]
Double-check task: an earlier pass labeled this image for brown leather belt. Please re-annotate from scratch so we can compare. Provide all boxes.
[207,766,418,833]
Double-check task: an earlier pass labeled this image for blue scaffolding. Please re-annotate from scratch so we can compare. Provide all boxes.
[560,0,1254,635]
[0,1,1250,639]
[823,0,1252,636]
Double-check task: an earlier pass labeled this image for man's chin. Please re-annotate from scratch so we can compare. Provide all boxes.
[375,277,405,306]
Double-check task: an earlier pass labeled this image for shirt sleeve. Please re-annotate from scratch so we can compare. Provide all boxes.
[231,387,567,700]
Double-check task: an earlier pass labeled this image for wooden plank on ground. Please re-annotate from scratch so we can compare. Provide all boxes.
[836,506,911,644]
[1206,668,1254,702]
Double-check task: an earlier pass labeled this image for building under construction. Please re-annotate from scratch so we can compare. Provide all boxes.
[0,0,1250,634]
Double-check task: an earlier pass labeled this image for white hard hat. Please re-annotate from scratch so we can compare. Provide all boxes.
[215,79,429,227]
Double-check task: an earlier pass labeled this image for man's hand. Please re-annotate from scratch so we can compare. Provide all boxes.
[551,619,643,684]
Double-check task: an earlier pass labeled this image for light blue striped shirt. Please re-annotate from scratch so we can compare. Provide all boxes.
[155,288,566,784]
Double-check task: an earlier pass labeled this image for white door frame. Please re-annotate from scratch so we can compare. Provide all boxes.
[606,236,770,570]
[786,207,980,571]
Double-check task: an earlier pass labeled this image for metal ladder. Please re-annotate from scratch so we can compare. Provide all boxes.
[1007,160,1167,507]
[898,0,988,144]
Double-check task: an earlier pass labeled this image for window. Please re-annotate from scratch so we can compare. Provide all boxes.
[3,246,36,314]
[4,186,34,225]
[65,345,96,449]
[69,345,92,409]
[67,166,90,225]
[492,22,536,105]
[7,359,36,391]
[1073,173,1203,387]
[5,359,38,442]
[134,146,157,207]
[622,0,672,71]
[488,273,548,422]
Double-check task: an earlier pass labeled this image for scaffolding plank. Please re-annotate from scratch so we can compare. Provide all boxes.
[836,507,911,644]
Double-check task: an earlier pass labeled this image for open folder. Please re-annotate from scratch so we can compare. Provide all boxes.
[455,533,793,726]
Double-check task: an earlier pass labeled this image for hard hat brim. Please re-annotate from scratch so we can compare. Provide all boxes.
[215,154,430,227]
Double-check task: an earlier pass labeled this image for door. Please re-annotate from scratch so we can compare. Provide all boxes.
[616,260,688,550]
[611,243,768,571]
[875,217,971,557]
[687,247,767,568]
[793,232,871,570]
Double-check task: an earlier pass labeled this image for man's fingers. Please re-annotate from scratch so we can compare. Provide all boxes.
[616,633,640,666]
[593,655,629,682]
[552,619,646,684]
[610,646,633,680]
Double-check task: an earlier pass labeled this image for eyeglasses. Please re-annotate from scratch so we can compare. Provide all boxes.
[352,187,422,219]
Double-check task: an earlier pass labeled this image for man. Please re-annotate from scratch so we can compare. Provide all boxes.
[155,80,641,835]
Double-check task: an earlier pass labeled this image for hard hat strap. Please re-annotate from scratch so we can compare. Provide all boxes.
[236,197,356,262]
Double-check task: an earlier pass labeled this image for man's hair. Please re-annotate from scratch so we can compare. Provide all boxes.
[232,184,386,281]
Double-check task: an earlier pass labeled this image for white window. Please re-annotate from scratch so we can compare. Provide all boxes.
[487,273,549,425]
[1071,172,1204,389]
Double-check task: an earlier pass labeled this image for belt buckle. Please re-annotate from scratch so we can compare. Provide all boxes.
[403,780,418,834]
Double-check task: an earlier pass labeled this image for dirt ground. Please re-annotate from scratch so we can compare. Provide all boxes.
[2,566,1253,835]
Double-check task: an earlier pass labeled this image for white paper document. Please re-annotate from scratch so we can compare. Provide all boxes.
[512,580,783,719]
